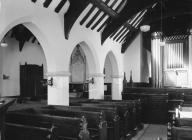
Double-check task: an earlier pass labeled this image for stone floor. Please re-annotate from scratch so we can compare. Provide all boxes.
[131,124,167,140]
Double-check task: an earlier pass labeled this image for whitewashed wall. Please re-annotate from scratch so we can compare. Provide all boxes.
[0,37,46,97]
[0,0,124,103]
[124,33,142,82]
[104,55,113,83]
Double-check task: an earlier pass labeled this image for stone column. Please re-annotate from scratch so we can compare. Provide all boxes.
[89,73,104,99]
[47,71,70,106]
[112,75,123,100]
[151,32,163,88]
[188,29,192,87]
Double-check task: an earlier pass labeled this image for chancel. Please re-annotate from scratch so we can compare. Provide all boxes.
[0,0,192,140]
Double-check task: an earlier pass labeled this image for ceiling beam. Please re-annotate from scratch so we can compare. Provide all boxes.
[90,0,111,30]
[101,0,158,44]
[89,0,118,18]
[31,0,37,2]
[121,30,139,53]
[64,0,89,39]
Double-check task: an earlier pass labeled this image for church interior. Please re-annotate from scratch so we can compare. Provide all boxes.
[0,0,192,140]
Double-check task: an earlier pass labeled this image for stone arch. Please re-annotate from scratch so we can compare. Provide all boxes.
[0,18,50,72]
[0,18,51,97]
[70,45,87,83]
[104,51,119,76]
[104,51,121,100]
[69,41,102,99]
[68,40,100,76]
[78,41,100,75]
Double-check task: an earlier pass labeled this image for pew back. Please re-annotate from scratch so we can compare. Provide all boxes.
[5,111,90,140]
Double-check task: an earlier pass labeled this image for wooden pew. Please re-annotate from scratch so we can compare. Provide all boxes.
[37,108,107,140]
[88,100,140,132]
[122,93,168,124]
[0,98,16,140]
[44,105,118,140]
[171,126,192,140]
[5,111,90,140]
[90,99,143,130]
[168,106,192,140]
[7,107,107,140]
[71,102,132,139]
[175,118,192,127]
[74,99,142,129]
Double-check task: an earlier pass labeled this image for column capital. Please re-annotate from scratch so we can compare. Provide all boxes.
[46,71,71,77]
[189,29,192,35]
[151,32,163,40]
[89,73,105,77]
[112,75,124,78]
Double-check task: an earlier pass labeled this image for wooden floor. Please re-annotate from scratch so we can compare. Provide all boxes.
[131,124,167,140]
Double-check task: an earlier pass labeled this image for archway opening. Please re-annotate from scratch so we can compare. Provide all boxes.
[69,41,99,99]
[0,24,48,99]
[104,55,113,99]
[69,44,89,98]
[104,51,119,100]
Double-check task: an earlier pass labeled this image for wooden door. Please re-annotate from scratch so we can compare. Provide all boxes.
[20,63,47,98]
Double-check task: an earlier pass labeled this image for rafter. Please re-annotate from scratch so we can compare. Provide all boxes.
[64,0,89,39]
[89,0,118,18]
[86,9,101,28]
[121,30,139,53]
[31,0,37,2]
[43,0,52,8]
[116,28,129,42]
[101,0,158,44]
[97,17,111,32]
[55,0,67,13]
[80,5,96,25]
[90,0,110,30]
[113,26,126,40]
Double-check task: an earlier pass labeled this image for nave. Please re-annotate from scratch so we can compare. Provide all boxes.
[1,87,192,140]
[0,0,192,140]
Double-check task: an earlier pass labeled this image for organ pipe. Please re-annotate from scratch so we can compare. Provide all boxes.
[151,32,163,88]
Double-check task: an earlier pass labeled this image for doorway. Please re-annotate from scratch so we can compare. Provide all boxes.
[20,63,47,99]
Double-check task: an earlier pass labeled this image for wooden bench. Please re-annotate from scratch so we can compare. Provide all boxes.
[90,99,143,130]
[45,105,118,140]
[175,118,192,127]
[71,102,133,139]
[87,100,141,133]
[5,111,90,140]
[122,92,168,124]
[0,98,16,140]
[168,107,192,140]
[171,126,192,140]
[8,107,107,140]
[38,107,107,140]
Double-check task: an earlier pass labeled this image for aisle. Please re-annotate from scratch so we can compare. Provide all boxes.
[131,124,167,140]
